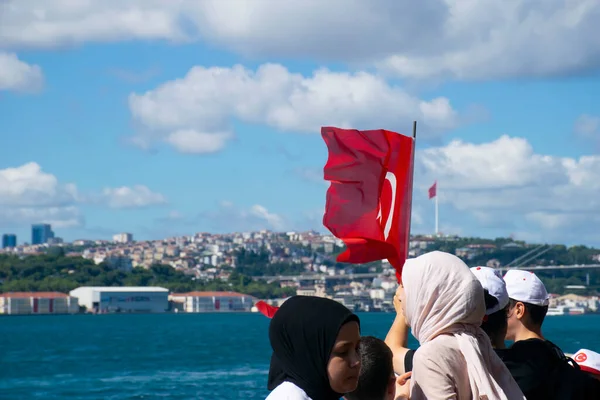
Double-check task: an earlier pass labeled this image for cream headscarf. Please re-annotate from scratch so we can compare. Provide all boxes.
[402,251,524,400]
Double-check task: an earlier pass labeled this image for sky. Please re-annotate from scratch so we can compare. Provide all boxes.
[1,0,600,246]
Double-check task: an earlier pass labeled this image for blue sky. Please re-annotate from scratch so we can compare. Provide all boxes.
[1,1,599,246]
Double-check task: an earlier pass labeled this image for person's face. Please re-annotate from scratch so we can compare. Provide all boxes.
[327,321,361,394]
[505,301,525,341]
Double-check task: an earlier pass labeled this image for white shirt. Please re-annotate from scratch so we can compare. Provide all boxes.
[266,381,312,400]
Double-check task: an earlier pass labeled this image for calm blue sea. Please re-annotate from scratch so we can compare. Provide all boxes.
[1,313,599,399]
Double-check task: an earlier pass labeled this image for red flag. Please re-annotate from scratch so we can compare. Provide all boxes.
[255,300,279,318]
[428,181,437,199]
[322,127,415,282]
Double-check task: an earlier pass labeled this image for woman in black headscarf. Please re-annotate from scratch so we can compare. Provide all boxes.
[265,296,361,400]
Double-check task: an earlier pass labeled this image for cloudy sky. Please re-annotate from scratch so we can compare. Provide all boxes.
[1,0,600,246]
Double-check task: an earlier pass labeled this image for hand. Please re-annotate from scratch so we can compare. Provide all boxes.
[395,372,411,399]
[393,285,405,316]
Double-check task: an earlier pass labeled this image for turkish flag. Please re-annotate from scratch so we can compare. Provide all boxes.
[428,181,437,199]
[321,127,415,282]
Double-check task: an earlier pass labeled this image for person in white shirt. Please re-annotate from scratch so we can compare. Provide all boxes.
[265,296,361,400]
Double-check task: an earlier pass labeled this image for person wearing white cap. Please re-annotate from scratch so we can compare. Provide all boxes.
[573,349,600,382]
[499,269,600,399]
[503,269,550,343]
[470,266,510,349]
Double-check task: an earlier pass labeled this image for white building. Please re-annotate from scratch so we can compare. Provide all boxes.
[0,292,79,315]
[73,239,94,246]
[70,286,168,313]
[113,233,133,244]
[169,291,256,313]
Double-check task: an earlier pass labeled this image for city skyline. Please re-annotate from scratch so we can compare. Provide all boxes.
[1,2,599,246]
[2,223,600,252]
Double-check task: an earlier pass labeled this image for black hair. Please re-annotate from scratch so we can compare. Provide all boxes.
[345,336,393,400]
[508,298,548,326]
[482,289,508,337]
[483,289,499,310]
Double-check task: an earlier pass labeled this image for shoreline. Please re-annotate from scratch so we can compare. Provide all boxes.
[2,311,600,317]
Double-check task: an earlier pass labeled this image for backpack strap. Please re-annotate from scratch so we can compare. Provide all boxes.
[544,340,582,370]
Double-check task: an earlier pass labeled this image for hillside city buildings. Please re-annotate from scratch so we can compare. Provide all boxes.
[1,225,599,316]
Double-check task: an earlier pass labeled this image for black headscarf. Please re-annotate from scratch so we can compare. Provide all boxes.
[267,296,360,400]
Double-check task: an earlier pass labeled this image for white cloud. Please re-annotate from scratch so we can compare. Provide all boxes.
[378,0,600,80]
[0,163,167,228]
[0,163,81,228]
[3,1,599,80]
[197,0,600,80]
[99,185,167,209]
[415,135,600,244]
[0,52,43,92]
[0,162,78,207]
[0,0,187,48]
[129,63,457,152]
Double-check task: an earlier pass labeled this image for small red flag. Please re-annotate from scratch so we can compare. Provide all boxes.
[255,300,279,318]
[321,127,415,282]
[428,181,437,199]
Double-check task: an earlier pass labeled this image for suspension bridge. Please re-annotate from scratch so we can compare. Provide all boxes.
[253,244,599,282]
[254,264,600,283]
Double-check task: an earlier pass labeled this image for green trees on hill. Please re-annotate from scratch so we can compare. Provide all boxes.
[0,254,294,299]
[235,248,306,276]
[427,238,599,267]
[1,236,598,298]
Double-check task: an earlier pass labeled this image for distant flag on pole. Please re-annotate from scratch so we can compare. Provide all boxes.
[428,181,437,199]
[321,127,415,283]
[429,180,439,235]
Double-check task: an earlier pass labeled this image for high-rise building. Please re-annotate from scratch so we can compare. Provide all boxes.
[2,234,17,248]
[31,224,54,245]
[113,233,133,244]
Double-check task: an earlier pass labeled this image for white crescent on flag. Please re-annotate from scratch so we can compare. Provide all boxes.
[376,171,397,240]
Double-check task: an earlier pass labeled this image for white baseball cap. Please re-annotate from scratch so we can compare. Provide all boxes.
[573,349,600,376]
[470,266,509,315]
[503,269,550,306]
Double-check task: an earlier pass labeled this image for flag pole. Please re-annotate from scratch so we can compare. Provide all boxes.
[407,120,417,246]
[435,182,439,236]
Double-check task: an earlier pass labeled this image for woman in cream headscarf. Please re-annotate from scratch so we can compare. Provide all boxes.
[396,251,524,400]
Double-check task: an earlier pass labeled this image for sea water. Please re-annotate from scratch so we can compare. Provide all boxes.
[1,313,599,399]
